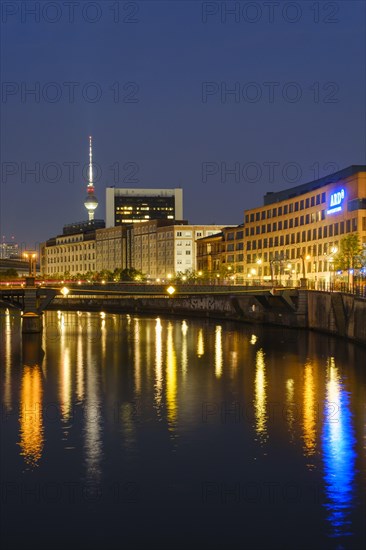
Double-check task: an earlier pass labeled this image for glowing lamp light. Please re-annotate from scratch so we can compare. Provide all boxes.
[60,286,69,297]
[167,286,176,296]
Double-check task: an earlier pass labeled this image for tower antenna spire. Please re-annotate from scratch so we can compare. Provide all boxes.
[89,135,93,186]
[84,135,98,221]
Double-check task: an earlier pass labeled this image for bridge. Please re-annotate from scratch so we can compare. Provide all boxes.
[1,282,365,344]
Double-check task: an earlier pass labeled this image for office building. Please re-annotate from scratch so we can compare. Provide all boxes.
[106,187,183,227]
[243,165,366,284]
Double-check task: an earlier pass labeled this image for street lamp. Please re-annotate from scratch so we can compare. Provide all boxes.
[256,258,262,285]
[23,252,36,276]
[300,254,310,289]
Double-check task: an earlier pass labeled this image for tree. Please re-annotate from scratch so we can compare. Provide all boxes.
[333,233,363,271]
[0,268,18,280]
[114,268,146,282]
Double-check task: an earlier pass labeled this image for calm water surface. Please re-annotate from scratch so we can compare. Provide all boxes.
[1,310,366,549]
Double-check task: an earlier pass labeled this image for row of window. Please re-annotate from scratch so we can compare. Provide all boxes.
[226,230,244,241]
[48,253,95,263]
[245,210,327,235]
[49,243,94,253]
[246,242,339,264]
[245,193,327,223]
[246,219,358,250]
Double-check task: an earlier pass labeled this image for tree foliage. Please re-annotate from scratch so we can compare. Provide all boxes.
[333,233,364,271]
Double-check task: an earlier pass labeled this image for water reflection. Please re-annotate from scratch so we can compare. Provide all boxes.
[154,317,163,414]
[2,312,365,548]
[215,325,223,378]
[197,328,204,357]
[303,361,317,468]
[3,309,12,412]
[166,323,177,433]
[254,348,267,444]
[286,378,295,443]
[322,357,356,538]
[18,334,45,469]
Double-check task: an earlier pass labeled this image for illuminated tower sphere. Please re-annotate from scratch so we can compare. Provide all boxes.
[84,136,98,221]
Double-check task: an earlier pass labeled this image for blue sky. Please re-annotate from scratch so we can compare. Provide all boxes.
[1,0,365,247]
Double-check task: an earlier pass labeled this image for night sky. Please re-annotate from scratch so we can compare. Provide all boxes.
[0,1,365,248]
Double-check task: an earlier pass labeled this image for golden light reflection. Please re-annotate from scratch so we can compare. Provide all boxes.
[181,321,188,378]
[59,346,72,422]
[3,309,12,412]
[84,344,102,481]
[197,328,204,357]
[134,318,141,394]
[154,318,163,410]
[303,361,317,466]
[286,378,295,442]
[254,349,267,443]
[215,325,223,378]
[166,323,177,431]
[76,322,84,402]
[18,365,44,468]
[250,334,257,345]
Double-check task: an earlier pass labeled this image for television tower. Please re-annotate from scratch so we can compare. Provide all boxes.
[84,136,98,221]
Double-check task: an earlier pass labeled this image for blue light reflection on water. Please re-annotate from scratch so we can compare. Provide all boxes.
[322,357,357,539]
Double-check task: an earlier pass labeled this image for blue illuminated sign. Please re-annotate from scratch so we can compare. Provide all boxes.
[327,189,345,214]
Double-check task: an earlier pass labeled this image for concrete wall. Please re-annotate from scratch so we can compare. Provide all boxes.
[307,291,366,345]
[48,289,366,345]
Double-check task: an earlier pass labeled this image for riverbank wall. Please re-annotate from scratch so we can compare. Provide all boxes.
[48,289,366,345]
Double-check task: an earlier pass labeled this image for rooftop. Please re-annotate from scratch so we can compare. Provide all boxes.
[263,165,366,206]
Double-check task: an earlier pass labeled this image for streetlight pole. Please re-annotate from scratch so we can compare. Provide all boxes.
[300,253,310,289]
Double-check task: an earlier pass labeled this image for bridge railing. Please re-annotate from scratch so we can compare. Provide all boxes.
[307,281,366,298]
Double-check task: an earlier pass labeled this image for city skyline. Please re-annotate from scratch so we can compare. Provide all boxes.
[1,3,365,246]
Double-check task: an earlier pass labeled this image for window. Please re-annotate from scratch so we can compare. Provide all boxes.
[295,202,299,212]
[261,211,266,220]
[278,221,282,230]
[278,207,282,216]
[323,226,328,238]
[284,205,288,215]
[311,196,315,207]
[300,200,304,210]
[250,214,254,222]
[284,220,288,230]
[316,194,320,205]
[256,212,260,221]
[322,192,326,203]
[272,208,277,217]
